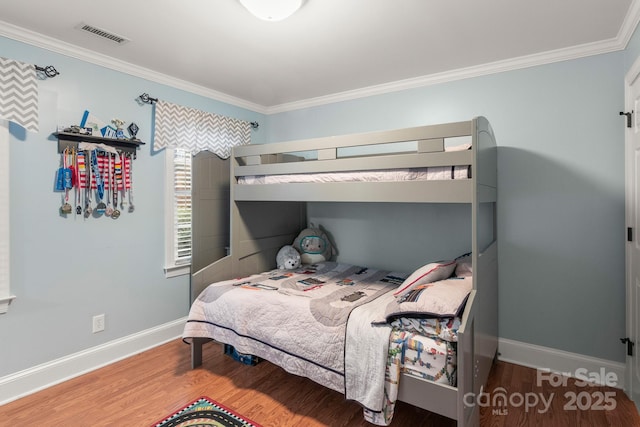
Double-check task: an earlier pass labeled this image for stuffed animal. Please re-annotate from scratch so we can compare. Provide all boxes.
[292,225,334,264]
[276,245,301,270]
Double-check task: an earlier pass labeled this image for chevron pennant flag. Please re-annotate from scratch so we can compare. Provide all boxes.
[154,100,250,158]
[0,57,38,132]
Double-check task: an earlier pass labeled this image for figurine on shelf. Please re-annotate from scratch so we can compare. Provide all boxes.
[128,122,139,141]
[112,118,126,139]
[63,125,92,135]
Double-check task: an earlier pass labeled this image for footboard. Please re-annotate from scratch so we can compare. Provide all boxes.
[457,290,479,427]
[191,256,233,303]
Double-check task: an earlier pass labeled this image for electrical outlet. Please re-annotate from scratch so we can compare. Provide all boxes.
[92,314,105,333]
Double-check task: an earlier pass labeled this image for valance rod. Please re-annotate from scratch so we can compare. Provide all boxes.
[35,64,59,78]
[139,93,158,104]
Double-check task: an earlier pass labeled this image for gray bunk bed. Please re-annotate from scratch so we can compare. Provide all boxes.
[188,116,498,427]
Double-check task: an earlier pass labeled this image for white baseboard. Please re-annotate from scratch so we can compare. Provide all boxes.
[0,317,187,406]
[498,337,626,390]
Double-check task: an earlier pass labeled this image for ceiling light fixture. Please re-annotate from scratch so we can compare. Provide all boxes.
[239,0,305,22]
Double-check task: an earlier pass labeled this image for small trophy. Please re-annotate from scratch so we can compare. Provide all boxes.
[112,118,126,139]
[128,122,139,141]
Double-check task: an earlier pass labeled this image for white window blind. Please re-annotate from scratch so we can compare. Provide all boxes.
[164,147,192,277]
[173,148,192,264]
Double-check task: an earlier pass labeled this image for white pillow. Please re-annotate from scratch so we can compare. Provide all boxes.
[381,276,473,321]
[393,261,456,299]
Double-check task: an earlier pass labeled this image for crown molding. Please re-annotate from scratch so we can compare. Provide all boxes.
[619,0,640,46]
[0,20,268,114]
[266,36,628,114]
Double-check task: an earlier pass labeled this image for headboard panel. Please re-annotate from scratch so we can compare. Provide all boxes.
[191,201,305,302]
[232,201,306,278]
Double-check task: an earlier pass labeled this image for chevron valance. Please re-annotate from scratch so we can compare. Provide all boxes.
[0,57,39,132]
[153,100,251,158]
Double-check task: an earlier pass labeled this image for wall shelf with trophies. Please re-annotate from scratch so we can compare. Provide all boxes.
[54,132,145,155]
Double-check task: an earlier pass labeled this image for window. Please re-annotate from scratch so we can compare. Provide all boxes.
[164,147,192,278]
[0,121,14,312]
[155,100,252,278]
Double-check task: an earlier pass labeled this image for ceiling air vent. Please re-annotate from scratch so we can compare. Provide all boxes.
[76,23,130,45]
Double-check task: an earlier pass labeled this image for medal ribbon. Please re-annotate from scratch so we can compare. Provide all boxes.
[90,150,104,201]
[63,150,70,204]
[114,154,122,208]
[115,154,123,191]
[77,151,86,187]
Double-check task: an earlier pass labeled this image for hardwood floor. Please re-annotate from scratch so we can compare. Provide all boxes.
[1,339,639,426]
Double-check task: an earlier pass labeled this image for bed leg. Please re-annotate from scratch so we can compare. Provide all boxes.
[191,338,211,369]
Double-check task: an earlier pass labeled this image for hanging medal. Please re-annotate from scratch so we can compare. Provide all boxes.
[111,153,122,219]
[77,151,87,216]
[73,149,81,216]
[91,150,106,215]
[68,148,76,188]
[84,150,92,218]
[105,153,113,217]
[119,154,127,211]
[67,148,76,214]
[127,153,135,213]
[60,148,73,214]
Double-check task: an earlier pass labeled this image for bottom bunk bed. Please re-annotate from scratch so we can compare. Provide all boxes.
[184,244,497,426]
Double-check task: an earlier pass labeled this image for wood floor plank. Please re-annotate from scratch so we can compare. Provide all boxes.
[0,339,638,426]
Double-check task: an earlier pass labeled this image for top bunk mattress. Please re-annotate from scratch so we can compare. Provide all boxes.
[237,143,472,185]
[238,165,471,185]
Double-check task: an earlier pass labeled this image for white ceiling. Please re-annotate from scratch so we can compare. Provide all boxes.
[0,0,638,113]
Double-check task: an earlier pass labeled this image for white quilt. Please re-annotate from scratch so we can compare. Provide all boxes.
[183,262,405,400]
[344,291,396,410]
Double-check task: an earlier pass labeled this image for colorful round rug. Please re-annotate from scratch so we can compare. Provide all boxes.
[152,396,262,427]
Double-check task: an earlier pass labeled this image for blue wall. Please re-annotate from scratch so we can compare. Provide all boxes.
[0,35,263,376]
[268,53,627,362]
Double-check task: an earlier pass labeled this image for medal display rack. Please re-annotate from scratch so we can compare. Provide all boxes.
[55,143,137,219]
[54,132,145,156]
